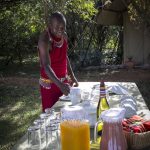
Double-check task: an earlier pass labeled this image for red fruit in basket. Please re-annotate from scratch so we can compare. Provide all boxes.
[122,120,130,127]
[139,124,146,132]
[143,121,150,131]
[130,124,146,133]
[123,127,131,132]
[130,115,144,122]
[127,118,135,124]
[123,118,134,126]
[130,126,142,133]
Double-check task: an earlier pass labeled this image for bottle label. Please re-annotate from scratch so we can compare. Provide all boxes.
[100,87,105,90]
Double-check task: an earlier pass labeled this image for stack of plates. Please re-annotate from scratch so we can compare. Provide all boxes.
[120,96,137,118]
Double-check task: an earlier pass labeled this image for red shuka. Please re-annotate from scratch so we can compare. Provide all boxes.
[40,32,68,112]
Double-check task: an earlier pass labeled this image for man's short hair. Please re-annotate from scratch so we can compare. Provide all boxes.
[48,12,66,25]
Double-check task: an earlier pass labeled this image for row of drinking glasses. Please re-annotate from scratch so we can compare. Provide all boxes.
[27,108,61,150]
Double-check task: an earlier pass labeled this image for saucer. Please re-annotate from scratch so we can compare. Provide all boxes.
[59,95,71,101]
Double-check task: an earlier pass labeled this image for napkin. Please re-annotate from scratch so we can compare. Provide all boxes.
[107,83,129,95]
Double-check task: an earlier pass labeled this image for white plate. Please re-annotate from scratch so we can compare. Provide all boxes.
[59,95,71,101]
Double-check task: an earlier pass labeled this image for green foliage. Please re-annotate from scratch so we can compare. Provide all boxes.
[44,0,97,21]
[101,26,123,65]
[0,1,44,64]
[65,0,98,21]
[104,26,120,50]
[128,0,150,28]
[0,0,99,65]
[3,0,150,66]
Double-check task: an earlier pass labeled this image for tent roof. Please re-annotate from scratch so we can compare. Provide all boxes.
[104,0,130,12]
[96,0,131,25]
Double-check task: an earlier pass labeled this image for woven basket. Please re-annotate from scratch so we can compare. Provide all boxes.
[124,130,150,149]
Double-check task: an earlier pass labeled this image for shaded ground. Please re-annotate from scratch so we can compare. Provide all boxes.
[77,68,150,82]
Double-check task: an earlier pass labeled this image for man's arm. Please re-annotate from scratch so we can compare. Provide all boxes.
[64,32,78,87]
[67,56,79,87]
[38,31,70,95]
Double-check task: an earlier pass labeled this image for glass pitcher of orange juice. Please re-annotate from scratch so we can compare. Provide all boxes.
[60,120,90,150]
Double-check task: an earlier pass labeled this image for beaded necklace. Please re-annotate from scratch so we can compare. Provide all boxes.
[47,28,64,48]
[53,36,64,48]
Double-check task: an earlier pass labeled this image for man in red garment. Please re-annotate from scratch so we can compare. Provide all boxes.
[38,12,78,112]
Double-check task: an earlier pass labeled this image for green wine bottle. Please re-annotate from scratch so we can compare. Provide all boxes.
[96,80,109,136]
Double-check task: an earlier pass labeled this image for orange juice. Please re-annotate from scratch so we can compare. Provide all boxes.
[60,120,90,150]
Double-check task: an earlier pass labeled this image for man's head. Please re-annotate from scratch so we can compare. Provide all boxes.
[48,12,66,38]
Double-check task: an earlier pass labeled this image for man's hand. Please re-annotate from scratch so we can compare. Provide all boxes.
[70,76,79,87]
[58,82,70,96]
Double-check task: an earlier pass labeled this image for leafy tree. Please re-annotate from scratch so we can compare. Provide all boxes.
[0,0,123,67]
[0,1,44,65]
[128,0,150,29]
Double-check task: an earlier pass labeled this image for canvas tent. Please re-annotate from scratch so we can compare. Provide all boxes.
[96,0,150,65]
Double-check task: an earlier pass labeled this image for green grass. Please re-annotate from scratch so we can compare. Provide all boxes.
[0,83,41,150]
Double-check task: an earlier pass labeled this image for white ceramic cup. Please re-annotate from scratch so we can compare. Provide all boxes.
[70,87,81,105]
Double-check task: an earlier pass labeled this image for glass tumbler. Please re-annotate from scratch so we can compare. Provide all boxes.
[46,124,60,150]
[81,90,90,101]
[40,113,50,126]
[45,108,56,125]
[50,113,61,129]
[34,119,46,148]
[45,108,55,116]
[27,125,41,149]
